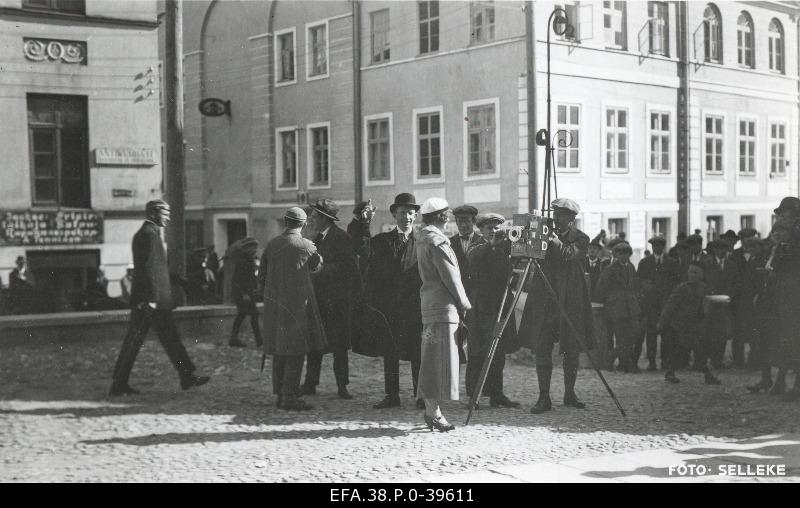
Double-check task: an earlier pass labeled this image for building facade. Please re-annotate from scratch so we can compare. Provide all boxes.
[0,0,163,305]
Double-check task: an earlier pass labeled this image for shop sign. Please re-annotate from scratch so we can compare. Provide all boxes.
[94,148,157,166]
[0,210,103,246]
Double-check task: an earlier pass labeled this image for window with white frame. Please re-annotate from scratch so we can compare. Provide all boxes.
[371,9,390,64]
[649,111,670,173]
[470,1,495,44]
[309,124,330,187]
[418,1,439,54]
[417,111,441,179]
[367,117,391,181]
[276,128,297,189]
[556,104,580,172]
[737,12,754,68]
[603,1,627,50]
[770,122,787,176]
[556,2,581,42]
[704,115,723,174]
[276,30,295,83]
[652,218,670,242]
[769,19,784,73]
[605,107,628,173]
[466,102,497,176]
[703,4,722,63]
[738,119,756,175]
[307,22,328,78]
[608,218,627,239]
[648,2,668,56]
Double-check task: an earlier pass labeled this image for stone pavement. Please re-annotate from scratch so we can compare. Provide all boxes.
[1,334,799,482]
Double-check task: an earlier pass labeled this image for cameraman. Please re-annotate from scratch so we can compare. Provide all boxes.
[520,198,593,414]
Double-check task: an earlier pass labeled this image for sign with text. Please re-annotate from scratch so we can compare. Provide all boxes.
[0,210,104,246]
[94,148,157,166]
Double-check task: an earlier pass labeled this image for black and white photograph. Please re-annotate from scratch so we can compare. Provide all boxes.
[1,0,800,487]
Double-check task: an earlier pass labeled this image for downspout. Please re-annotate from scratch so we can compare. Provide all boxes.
[525,1,537,211]
[352,0,363,204]
[676,0,690,235]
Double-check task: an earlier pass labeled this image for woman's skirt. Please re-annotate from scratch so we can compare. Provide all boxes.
[417,322,460,401]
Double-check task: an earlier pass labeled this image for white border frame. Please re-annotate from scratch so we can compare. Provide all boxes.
[306,121,332,190]
[767,116,790,179]
[735,113,759,178]
[412,105,445,184]
[363,112,395,187]
[645,103,677,177]
[275,126,299,191]
[552,99,583,174]
[305,19,330,81]
[463,97,501,182]
[274,27,297,87]
[601,101,633,176]
[701,109,728,178]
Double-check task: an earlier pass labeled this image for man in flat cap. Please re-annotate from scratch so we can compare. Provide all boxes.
[681,234,709,280]
[261,207,326,410]
[110,199,210,396]
[302,198,359,399]
[451,205,482,293]
[520,198,593,413]
[636,236,680,371]
[703,239,740,369]
[464,213,521,409]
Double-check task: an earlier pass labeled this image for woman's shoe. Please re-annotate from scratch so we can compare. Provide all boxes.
[430,416,455,432]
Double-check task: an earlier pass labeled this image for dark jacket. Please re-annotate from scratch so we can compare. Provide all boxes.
[450,232,484,294]
[594,261,641,321]
[771,217,800,364]
[680,252,710,280]
[583,257,609,295]
[637,254,680,316]
[231,252,258,304]
[658,281,709,343]
[130,220,173,309]
[347,218,371,283]
[702,256,739,297]
[363,229,422,360]
[312,224,359,352]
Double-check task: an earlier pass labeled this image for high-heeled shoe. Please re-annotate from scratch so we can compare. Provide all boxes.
[430,416,455,432]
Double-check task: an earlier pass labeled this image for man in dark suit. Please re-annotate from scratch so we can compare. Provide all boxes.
[636,236,680,371]
[584,239,609,294]
[681,234,709,280]
[731,237,764,368]
[703,239,740,369]
[302,198,359,400]
[584,239,612,370]
[450,205,482,294]
[109,200,210,396]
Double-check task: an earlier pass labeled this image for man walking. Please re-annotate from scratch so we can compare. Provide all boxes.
[109,199,210,396]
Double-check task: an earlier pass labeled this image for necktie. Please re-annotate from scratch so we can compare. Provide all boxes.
[315,233,324,244]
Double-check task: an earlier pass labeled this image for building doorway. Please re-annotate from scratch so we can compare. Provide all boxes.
[26,249,100,312]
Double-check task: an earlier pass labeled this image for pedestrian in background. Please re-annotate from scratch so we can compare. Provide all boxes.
[120,264,134,306]
[228,237,263,348]
[703,239,739,369]
[732,237,764,369]
[584,239,612,371]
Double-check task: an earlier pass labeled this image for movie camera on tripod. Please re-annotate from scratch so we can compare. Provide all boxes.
[496,212,554,260]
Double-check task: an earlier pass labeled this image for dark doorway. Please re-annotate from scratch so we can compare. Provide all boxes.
[226,219,247,246]
[27,249,99,312]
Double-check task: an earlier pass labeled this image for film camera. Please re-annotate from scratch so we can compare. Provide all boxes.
[499,211,553,259]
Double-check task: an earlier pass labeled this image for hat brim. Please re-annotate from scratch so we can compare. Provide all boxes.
[313,206,340,221]
[389,203,420,213]
[552,206,578,216]
[422,207,449,216]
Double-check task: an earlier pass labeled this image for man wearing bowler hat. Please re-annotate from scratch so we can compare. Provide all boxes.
[302,198,359,399]
[365,193,425,409]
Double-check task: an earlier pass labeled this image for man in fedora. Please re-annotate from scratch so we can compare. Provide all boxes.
[302,198,359,399]
[365,193,425,410]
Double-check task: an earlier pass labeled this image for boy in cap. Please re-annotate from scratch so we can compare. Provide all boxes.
[703,239,739,368]
[451,205,482,294]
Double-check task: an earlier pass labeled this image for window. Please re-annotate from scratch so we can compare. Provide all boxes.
[603,1,627,50]
[648,2,669,56]
[649,111,670,174]
[604,107,628,173]
[22,0,84,14]
[608,218,627,239]
[706,215,723,242]
[704,115,723,174]
[737,12,754,68]
[308,123,330,188]
[769,19,784,73]
[652,218,670,242]
[306,22,328,79]
[466,101,497,176]
[276,29,296,84]
[470,1,495,44]
[556,2,583,42]
[740,215,755,231]
[703,4,722,63]
[370,9,390,64]
[366,116,392,182]
[738,119,756,175]
[27,94,89,207]
[770,122,787,176]
[418,1,439,54]
[416,111,442,179]
[276,127,298,189]
[555,104,580,172]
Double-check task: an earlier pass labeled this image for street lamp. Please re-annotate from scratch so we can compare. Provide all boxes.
[536,7,576,217]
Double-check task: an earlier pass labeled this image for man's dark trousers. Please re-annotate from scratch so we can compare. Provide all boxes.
[111,306,195,388]
[304,350,349,389]
[273,355,304,399]
[466,354,505,398]
[383,353,420,397]
[634,310,660,366]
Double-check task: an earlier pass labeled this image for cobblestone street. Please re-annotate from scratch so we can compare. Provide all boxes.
[1,333,799,482]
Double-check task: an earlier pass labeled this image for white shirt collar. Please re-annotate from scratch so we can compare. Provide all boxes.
[320,226,332,239]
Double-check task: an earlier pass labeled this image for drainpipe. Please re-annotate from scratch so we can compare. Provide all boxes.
[525,1,537,211]
[352,0,363,204]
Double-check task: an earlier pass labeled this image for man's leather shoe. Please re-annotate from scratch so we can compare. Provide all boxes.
[109,384,141,396]
[416,399,426,410]
[281,398,313,411]
[181,375,210,390]
[489,394,521,408]
[373,395,401,409]
[228,338,247,348]
[563,393,586,409]
[338,388,354,400]
[300,385,316,396]
[530,395,552,414]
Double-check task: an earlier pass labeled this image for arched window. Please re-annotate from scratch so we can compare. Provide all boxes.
[703,4,722,63]
[769,19,784,73]
[737,12,754,68]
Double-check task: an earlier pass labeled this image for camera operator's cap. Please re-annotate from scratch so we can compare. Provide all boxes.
[145,199,170,214]
[686,234,704,246]
[774,196,800,215]
[551,198,580,216]
[284,206,307,222]
[420,197,449,216]
[648,236,667,246]
[476,213,506,228]
[313,198,340,221]
[452,205,478,217]
[738,227,758,240]
[612,241,633,255]
[389,193,420,213]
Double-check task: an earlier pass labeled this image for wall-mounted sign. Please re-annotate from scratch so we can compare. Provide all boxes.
[112,189,135,198]
[94,148,157,166]
[198,98,231,117]
[23,37,86,64]
[0,210,103,246]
